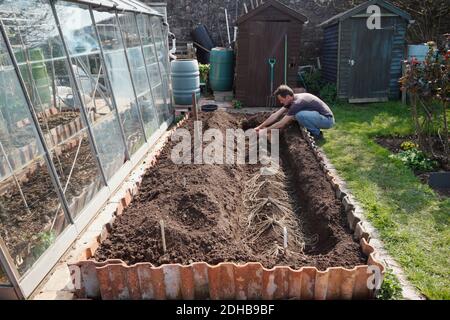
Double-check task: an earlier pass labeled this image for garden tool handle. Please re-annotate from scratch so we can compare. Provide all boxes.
[269,59,276,92]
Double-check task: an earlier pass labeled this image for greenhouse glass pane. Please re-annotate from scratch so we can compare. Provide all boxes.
[0,263,10,285]
[0,33,70,276]
[54,1,127,180]
[92,9,145,155]
[0,69,42,181]
[0,0,106,218]
[136,14,165,125]
[149,15,171,121]
[90,114,127,180]
[136,15,161,88]
[49,131,103,217]
[118,12,158,138]
[0,155,67,276]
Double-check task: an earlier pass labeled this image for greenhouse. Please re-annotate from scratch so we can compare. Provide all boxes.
[0,0,172,298]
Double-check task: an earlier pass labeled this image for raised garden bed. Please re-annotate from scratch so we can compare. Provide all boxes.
[0,111,86,180]
[0,137,101,274]
[38,111,81,131]
[69,111,384,300]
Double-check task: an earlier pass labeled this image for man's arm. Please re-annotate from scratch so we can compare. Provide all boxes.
[255,107,287,131]
[267,115,294,130]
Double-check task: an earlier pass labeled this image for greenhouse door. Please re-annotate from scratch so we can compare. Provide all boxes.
[349,18,393,103]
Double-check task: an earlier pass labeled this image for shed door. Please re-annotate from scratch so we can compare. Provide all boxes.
[349,18,394,103]
[248,21,289,107]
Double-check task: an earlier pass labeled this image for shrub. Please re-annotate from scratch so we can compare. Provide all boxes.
[174,114,185,124]
[301,70,322,96]
[199,63,210,84]
[319,83,337,104]
[399,41,449,156]
[390,148,438,172]
[233,100,244,109]
[298,70,337,104]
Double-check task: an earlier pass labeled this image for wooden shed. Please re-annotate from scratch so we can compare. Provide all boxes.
[319,0,412,103]
[235,0,308,107]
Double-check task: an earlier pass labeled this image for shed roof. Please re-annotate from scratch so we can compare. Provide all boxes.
[318,0,412,28]
[237,0,308,25]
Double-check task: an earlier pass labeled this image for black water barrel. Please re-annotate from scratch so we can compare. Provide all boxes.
[191,24,215,64]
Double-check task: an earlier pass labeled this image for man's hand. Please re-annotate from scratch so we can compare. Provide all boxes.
[257,128,272,141]
[254,107,288,132]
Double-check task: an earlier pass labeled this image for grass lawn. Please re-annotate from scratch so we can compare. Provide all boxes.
[320,101,449,300]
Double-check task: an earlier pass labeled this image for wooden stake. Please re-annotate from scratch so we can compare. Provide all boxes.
[402,61,407,105]
[283,227,288,249]
[160,219,167,253]
[192,92,199,121]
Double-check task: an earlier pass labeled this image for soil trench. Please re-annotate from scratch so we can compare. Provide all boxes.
[95,111,366,270]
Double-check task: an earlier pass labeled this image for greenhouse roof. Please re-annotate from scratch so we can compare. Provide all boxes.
[68,0,162,15]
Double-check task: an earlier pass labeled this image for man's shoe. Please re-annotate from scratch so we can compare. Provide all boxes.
[313,131,324,142]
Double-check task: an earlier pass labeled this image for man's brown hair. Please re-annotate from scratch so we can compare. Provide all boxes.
[274,85,294,98]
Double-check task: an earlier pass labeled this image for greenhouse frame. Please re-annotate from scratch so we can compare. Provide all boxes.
[0,0,173,299]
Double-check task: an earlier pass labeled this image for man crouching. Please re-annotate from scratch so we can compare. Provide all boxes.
[255,85,335,141]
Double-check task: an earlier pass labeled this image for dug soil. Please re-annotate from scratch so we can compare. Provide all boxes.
[38,111,80,131]
[95,111,366,270]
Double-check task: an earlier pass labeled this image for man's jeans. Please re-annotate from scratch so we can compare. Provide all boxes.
[295,111,335,137]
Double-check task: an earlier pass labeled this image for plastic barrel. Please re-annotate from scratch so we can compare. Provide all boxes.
[171,59,201,105]
[15,48,51,106]
[29,48,51,106]
[209,47,234,92]
[408,45,429,62]
[191,25,215,64]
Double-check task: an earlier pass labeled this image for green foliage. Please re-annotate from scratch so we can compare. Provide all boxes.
[301,70,322,95]
[233,100,244,109]
[31,231,56,260]
[299,70,337,104]
[377,269,403,300]
[319,83,337,104]
[390,148,438,172]
[174,114,185,125]
[198,63,210,84]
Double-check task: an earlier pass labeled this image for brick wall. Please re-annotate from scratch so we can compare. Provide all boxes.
[144,0,356,65]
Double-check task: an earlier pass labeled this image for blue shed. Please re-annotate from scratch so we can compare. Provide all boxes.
[319,0,413,103]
